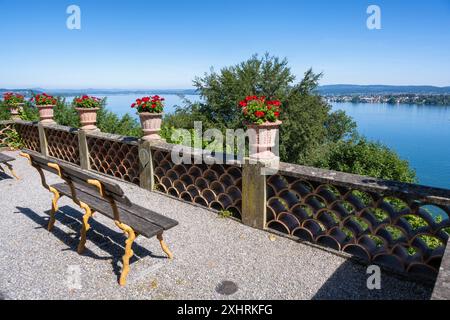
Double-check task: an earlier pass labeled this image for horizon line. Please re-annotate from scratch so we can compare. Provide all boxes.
[2,83,450,91]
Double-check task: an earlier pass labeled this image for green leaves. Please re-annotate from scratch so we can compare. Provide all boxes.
[319,137,417,183]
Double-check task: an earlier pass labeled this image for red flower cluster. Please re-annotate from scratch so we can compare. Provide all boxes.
[238,95,281,125]
[72,95,102,109]
[3,92,25,105]
[131,95,165,113]
[31,93,57,106]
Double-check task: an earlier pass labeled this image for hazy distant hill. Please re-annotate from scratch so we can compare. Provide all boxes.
[3,86,450,97]
[0,88,43,96]
[317,85,450,95]
[0,88,197,97]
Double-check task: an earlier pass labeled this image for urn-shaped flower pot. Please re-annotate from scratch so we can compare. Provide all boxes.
[10,103,24,120]
[139,112,163,141]
[31,93,58,124]
[37,105,56,124]
[72,95,102,131]
[76,107,100,131]
[246,120,282,160]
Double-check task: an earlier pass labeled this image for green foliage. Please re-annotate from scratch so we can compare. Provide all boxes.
[191,53,294,130]
[218,210,232,219]
[316,137,416,183]
[97,107,142,137]
[0,127,23,149]
[0,101,10,120]
[53,98,80,127]
[19,103,39,121]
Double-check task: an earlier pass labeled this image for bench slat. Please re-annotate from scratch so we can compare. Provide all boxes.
[53,183,164,238]
[70,182,178,230]
[0,153,15,163]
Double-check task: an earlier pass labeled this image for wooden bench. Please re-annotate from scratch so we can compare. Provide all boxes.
[0,152,19,180]
[20,150,178,286]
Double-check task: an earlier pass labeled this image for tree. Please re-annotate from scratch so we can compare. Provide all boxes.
[165,53,416,183]
[166,54,357,164]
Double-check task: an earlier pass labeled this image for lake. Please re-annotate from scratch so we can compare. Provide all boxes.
[331,102,450,189]
[64,93,201,117]
[65,94,450,189]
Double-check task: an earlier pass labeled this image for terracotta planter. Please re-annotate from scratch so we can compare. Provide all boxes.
[37,105,56,124]
[9,103,24,120]
[246,120,282,160]
[139,112,163,141]
[76,107,99,131]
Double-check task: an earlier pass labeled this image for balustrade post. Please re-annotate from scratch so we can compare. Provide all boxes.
[241,158,267,229]
[37,123,49,157]
[78,130,90,170]
[139,140,155,191]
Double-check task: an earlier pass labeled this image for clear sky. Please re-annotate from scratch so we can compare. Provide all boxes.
[1,0,449,89]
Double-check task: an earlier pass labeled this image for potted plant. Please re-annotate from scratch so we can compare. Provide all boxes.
[73,95,102,130]
[132,95,165,141]
[3,92,25,119]
[31,93,57,124]
[239,95,282,159]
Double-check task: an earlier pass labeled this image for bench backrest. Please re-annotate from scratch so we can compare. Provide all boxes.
[22,149,132,206]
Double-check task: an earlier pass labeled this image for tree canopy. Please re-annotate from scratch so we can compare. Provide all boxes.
[164,53,416,182]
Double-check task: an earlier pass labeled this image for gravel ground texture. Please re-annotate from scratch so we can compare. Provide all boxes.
[0,150,434,300]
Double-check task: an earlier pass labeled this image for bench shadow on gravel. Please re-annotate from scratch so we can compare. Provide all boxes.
[311,260,433,300]
[16,205,167,281]
[0,172,13,180]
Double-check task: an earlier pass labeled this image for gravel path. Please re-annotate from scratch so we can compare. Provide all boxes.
[0,150,434,300]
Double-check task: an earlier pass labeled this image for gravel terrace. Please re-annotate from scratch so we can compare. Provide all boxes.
[0,150,434,300]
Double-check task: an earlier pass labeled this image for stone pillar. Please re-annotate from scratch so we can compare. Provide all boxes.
[78,130,90,170]
[139,140,155,191]
[241,158,267,229]
[37,123,49,157]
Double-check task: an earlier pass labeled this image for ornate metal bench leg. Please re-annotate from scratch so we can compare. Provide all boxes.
[77,202,93,254]
[5,163,20,180]
[115,221,136,286]
[157,232,173,260]
[48,186,61,231]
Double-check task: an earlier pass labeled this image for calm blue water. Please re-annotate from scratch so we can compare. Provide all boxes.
[64,93,201,118]
[331,102,450,189]
[65,94,450,188]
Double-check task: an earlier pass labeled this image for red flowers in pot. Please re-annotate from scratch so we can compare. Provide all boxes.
[238,95,281,125]
[132,95,165,141]
[238,95,282,160]
[3,92,25,119]
[73,95,102,130]
[31,93,58,124]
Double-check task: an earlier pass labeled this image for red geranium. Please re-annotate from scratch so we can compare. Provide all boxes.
[238,95,281,124]
[3,92,25,105]
[131,95,164,113]
[72,95,102,108]
[31,93,57,106]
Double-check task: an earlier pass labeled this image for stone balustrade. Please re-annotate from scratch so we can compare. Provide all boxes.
[2,119,450,287]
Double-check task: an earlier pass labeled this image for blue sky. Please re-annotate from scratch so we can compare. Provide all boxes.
[1,0,449,89]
